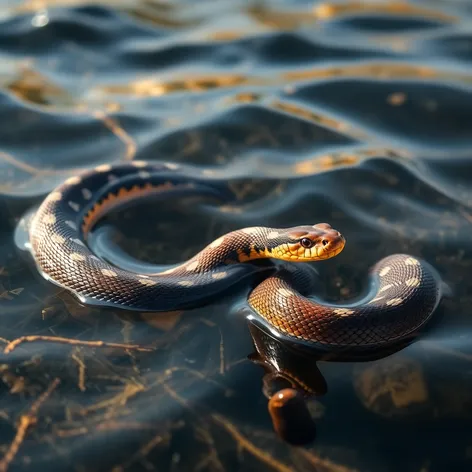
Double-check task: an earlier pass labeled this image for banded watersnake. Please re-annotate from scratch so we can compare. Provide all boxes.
[21,160,445,353]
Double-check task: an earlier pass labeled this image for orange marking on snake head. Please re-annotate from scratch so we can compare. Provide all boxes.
[282,224,345,261]
[234,224,345,263]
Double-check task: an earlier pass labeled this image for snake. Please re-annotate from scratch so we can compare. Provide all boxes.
[21,160,446,354]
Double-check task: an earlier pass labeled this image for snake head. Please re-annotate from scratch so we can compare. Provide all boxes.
[274,223,345,261]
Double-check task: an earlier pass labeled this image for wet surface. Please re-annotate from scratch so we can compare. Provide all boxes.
[1,0,472,471]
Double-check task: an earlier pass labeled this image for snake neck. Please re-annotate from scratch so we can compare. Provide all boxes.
[233,227,277,262]
[173,227,272,274]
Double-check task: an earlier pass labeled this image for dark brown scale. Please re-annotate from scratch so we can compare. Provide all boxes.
[248,254,442,351]
[28,163,252,310]
[28,165,290,311]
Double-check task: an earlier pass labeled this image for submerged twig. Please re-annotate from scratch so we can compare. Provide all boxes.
[71,351,87,392]
[296,449,358,472]
[3,335,154,354]
[211,414,293,472]
[111,431,170,472]
[92,110,137,161]
[219,328,225,374]
[0,378,60,472]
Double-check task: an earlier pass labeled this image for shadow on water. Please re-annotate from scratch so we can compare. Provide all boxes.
[1,0,472,471]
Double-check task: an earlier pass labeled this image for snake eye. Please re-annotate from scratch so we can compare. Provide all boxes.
[300,237,313,248]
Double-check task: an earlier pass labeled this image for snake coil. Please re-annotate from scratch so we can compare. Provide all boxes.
[18,161,445,353]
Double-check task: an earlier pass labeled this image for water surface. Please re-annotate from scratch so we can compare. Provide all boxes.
[1,1,472,471]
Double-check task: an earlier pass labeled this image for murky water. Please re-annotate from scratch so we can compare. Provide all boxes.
[1,0,472,471]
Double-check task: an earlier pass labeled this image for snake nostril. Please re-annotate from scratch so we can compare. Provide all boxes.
[322,239,329,246]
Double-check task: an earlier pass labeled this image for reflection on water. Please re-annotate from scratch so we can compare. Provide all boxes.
[1,0,472,470]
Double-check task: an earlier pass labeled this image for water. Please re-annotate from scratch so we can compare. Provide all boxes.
[1,0,472,470]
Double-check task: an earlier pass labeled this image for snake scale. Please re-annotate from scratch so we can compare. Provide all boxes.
[21,160,445,353]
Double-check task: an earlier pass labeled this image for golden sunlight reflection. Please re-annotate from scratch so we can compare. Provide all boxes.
[245,0,457,31]
[247,4,321,30]
[124,1,202,29]
[225,92,264,104]
[291,147,396,176]
[269,100,370,141]
[4,0,84,15]
[208,30,262,42]
[93,74,261,97]
[314,1,458,23]
[92,62,472,105]
[4,0,458,34]
[7,0,208,29]
[5,66,73,107]
[283,62,472,85]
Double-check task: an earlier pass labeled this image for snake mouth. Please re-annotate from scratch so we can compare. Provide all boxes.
[318,236,345,260]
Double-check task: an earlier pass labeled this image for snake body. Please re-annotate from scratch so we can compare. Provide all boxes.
[23,160,445,352]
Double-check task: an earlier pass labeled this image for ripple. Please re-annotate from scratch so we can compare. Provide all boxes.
[0,5,162,54]
[313,0,459,24]
[288,79,472,151]
[136,102,357,168]
[0,90,145,195]
[417,31,472,63]
[324,14,449,33]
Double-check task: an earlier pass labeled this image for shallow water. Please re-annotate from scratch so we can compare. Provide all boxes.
[1,0,472,471]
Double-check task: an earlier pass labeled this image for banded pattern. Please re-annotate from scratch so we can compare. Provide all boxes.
[28,162,264,310]
[23,160,445,352]
[247,254,442,349]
